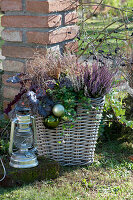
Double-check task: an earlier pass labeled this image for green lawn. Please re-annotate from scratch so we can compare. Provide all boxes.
[77,14,133,57]
[0,140,133,200]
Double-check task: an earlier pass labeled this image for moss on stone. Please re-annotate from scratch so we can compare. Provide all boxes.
[0,156,60,188]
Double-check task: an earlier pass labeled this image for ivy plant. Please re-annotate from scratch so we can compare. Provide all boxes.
[47,85,92,123]
[104,88,133,129]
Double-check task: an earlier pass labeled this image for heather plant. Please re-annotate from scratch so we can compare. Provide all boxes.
[61,61,87,92]
[84,62,116,98]
[26,50,62,80]
[62,59,116,98]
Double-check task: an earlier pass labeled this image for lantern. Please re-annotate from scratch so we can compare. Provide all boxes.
[9,106,38,168]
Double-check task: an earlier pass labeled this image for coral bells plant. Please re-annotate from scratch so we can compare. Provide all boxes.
[4,50,116,128]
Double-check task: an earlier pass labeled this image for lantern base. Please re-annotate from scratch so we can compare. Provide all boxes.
[9,152,38,168]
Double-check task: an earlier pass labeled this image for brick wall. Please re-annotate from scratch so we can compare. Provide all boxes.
[1,0,79,109]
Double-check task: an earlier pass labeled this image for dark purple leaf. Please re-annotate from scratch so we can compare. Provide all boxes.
[6,76,20,84]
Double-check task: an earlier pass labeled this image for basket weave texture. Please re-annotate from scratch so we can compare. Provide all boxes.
[36,97,105,166]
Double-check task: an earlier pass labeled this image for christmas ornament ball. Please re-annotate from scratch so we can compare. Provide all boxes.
[43,115,60,129]
[52,104,65,117]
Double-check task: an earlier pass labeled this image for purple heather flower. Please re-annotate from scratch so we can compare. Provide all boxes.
[85,63,114,97]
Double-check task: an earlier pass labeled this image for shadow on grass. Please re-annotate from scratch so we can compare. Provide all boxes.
[93,140,133,169]
[60,140,133,175]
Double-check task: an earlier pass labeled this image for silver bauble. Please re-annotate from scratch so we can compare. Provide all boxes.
[52,104,65,117]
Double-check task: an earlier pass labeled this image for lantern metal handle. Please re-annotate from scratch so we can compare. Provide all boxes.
[9,119,17,155]
[31,116,37,149]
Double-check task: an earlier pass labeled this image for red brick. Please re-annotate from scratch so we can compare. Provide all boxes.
[2,60,25,72]
[2,74,20,88]
[65,11,78,25]
[3,99,17,118]
[3,86,20,99]
[26,0,78,13]
[2,46,46,59]
[1,30,22,42]
[1,0,22,11]
[0,0,2,11]
[26,1,49,13]
[64,41,78,52]
[27,32,49,45]
[27,25,79,44]
[3,100,13,117]
[3,99,10,111]
[1,15,62,28]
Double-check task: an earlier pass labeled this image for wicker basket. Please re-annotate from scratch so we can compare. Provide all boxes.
[36,97,105,166]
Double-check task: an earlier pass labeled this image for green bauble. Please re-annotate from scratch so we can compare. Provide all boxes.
[52,104,65,117]
[43,115,60,129]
